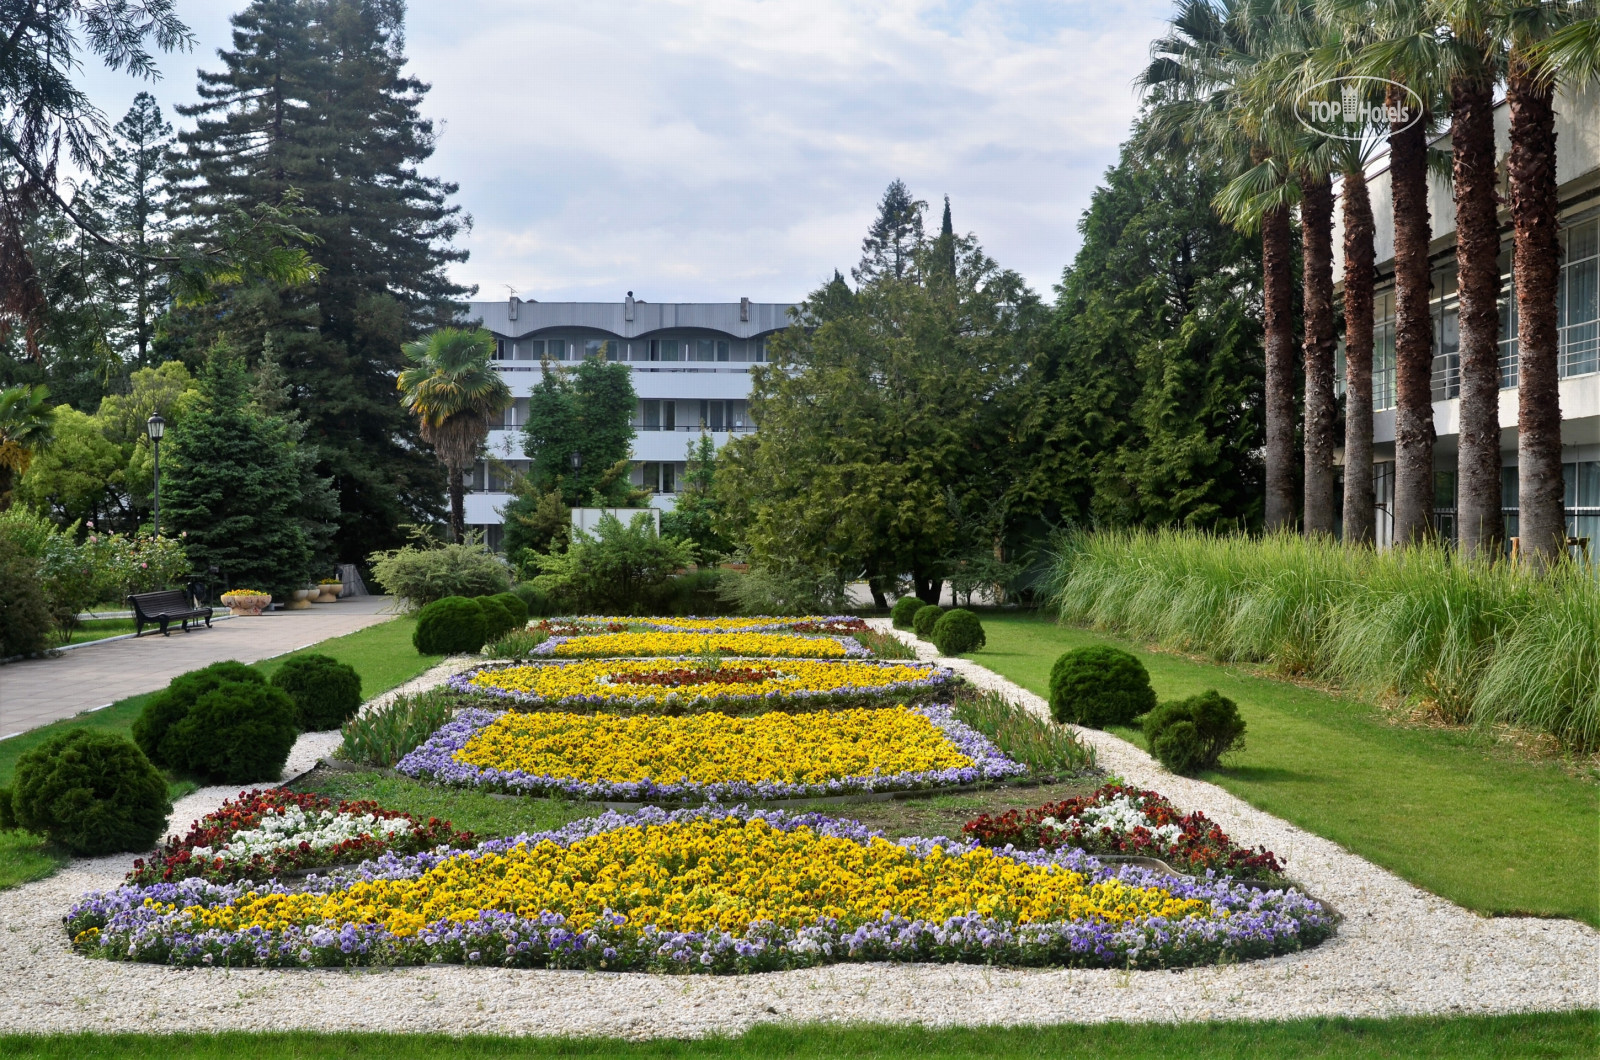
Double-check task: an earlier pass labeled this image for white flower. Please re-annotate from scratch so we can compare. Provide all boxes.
[189,807,414,863]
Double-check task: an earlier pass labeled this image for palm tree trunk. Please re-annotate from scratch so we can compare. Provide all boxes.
[1263,201,1298,531]
[1342,168,1376,546]
[1301,172,1337,536]
[1507,58,1565,568]
[1452,71,1505,560]
[449,466,467,543]
[1390,94,1436,545]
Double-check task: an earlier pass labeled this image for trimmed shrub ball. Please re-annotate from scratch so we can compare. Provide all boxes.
[133,660,265,768]
[911,604,944,638]
[492,591,529,629]
[890,596,924,629]
[165,681,299,784]
[1143,690,1247,776]
[1048,646,1157,728]
[271,653,362,731]
[475,595,518,641]
[931,608,986,655]
[413,596,489,656]
[8,729,171,855]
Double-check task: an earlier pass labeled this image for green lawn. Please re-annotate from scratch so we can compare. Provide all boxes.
[0,615,441,890]
[58,617,138,645]
[968,613,1600,926]
[289,769,600,838]
[2,1012,1595,1059]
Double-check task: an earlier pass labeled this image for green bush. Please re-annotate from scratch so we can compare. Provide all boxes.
[932,608,986,655]
[133,660,265,767]
[651,568,735,615]
[911,604,943,638]
[165,681,299,783]
[0,533,52,657]
[1142,690,1247,775]
[714,551,849,616]
[890,596,924,628]
[511,582,555,617]
[367,538,512,610]
[1049,645,1156,728]
[491,591,529,628]
[530,511,696,614]
[8,729,171,855]
[270,653,362,730]
[413,595,488,655]
[340,688,458,767]
[475,595,518,641]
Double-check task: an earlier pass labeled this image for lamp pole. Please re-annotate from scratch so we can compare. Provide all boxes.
[147,413,166,535]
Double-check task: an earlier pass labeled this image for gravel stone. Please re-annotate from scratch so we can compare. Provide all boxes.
[0,629,1593,1036]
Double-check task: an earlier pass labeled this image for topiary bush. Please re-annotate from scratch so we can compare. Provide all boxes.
[270,653,362,731]
[0,533,52,657]
[133,660,265,768]
[7,729,171,855]
[932,608,986,655]
[475,595,518,642]
[890,596,924,629]
[1142,690,1247,776]
[165,681,299,784]
[492,591,529,629]
[413,595,488,655]
[1049,645,1157,728]
[911,604,944,638]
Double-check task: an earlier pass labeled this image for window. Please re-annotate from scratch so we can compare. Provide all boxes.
[642,400,660,430]
[1374,460,1396,546]
[1372,290,1396,411]
[1502,465,1520,544]
[1560,217,1598,377]
[1498,250,1518,388]
[1431,269,1460,402]
[661,462,677,494]
[1566,460,1600,558]
[585,339,605,360]
[606,340,626,361]
[639,461,683,493]
[1433,469,1458,543]
[517,339,542,361]
[662,400,676,430]
[700,400,725,430]
[695,338,716,362]
[494,339,507,360]
[660,339,681,362]
[547,338,567,361]
[716,340,730,362]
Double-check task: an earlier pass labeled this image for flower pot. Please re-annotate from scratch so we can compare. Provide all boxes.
[286,588,313,610]
[315,584,341,603]
[221,593,271,616]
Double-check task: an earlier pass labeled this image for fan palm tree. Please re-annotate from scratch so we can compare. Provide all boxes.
[0,384,55,511]
[1140,0,1303,530]
[397,328,513,543]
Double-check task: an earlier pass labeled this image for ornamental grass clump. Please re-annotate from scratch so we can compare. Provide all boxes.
[1049,646,1156,728]
[932,608,985,655]
[413,595,488,655]
[890,596,924,628]
[4,730,170,856]
[851,628,917,659]
[339,688,460,767]
[951,688,1095,776]
[270,653,362,731]
[1141,691,1247,776]
[911,604,943,638]
[484,628,549,659]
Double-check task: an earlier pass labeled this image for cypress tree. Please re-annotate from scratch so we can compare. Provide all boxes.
[163,0,468,560]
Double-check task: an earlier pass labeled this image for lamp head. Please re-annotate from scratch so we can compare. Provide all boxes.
[570,450,582,471]
[146,412,165,441]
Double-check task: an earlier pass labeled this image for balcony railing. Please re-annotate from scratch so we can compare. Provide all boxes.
[635,424,756,432]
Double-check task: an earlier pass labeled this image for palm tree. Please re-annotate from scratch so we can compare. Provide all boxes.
[397,328,513,543]
[1141,0,1302,530]
[1340,152,1380,545]
[0,384,55,511]
[1505,1,1600,566]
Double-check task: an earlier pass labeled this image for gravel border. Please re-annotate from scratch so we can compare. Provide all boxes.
[0,631,1593,1037]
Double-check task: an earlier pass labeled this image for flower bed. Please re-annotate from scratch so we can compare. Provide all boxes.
[126,789,475,886]
[532,630,870,659]
[962,783,1286,880]
[551,615,871,635]
[450,657,954,713]
[68,806,1335,971]
[396,704,1025,800]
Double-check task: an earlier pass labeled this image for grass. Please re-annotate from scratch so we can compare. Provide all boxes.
[288,768,600,838]
[57,617,138,645]
[1,1012,1595,1058]
[970,612,1600,926]
[0,615,441,891]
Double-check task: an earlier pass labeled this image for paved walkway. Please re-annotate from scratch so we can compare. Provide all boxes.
[0,596,397,739]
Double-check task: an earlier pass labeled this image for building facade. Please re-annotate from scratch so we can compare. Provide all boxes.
[460,294,795,547]
[1335,83,1600,551]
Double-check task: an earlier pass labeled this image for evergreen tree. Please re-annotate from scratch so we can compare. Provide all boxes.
[522,358,640,507]
[933,195,956,277]
[660,433,730,560]
[162,350,325,596]
[852,179,926,284]
[162,0,469,560]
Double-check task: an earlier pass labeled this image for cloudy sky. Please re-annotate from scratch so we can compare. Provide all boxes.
[80,0,1173,305]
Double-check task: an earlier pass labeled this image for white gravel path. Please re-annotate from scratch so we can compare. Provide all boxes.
[0,634,1594,1037]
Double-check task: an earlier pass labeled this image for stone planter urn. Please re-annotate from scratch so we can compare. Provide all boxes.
[286,588,313,610]
[315,582,342,603]
[220,592,271,616]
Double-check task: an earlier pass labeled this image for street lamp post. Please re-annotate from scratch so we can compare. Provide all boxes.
[147,413,165,535]
[570,451,582,472]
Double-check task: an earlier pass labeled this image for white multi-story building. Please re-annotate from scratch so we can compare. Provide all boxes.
[1336,83,1599,549]
[460,293,795,547]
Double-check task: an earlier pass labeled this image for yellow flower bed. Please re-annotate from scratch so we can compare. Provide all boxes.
[173,816,1208,937]
[452,707,971,786]
[462,658,937,707]
[537,631,853,658]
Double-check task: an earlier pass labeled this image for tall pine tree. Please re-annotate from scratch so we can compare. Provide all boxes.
[852,179,926,285]
[163,0,469,560]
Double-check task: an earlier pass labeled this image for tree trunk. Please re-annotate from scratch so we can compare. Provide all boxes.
[1452,71,1505,560]
[1507,60,1565,568]
[867,576,890,610]
[1263,201,1298,531]
[1301,172,1338,536]
[0,465,13,511]
[912,570,943,605]
[449,466,466,543]
[1342,168,1377,546]
[1390,95,1436,545]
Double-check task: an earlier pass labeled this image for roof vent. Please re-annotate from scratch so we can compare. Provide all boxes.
[625,291,635,321]
[740,296,750,322]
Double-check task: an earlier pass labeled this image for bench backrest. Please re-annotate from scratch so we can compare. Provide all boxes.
[130,590,192,615]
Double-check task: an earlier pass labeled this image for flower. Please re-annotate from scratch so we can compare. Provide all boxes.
[532,631,871,660]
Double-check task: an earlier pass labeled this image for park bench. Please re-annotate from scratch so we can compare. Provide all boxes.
[128,590,214,638]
